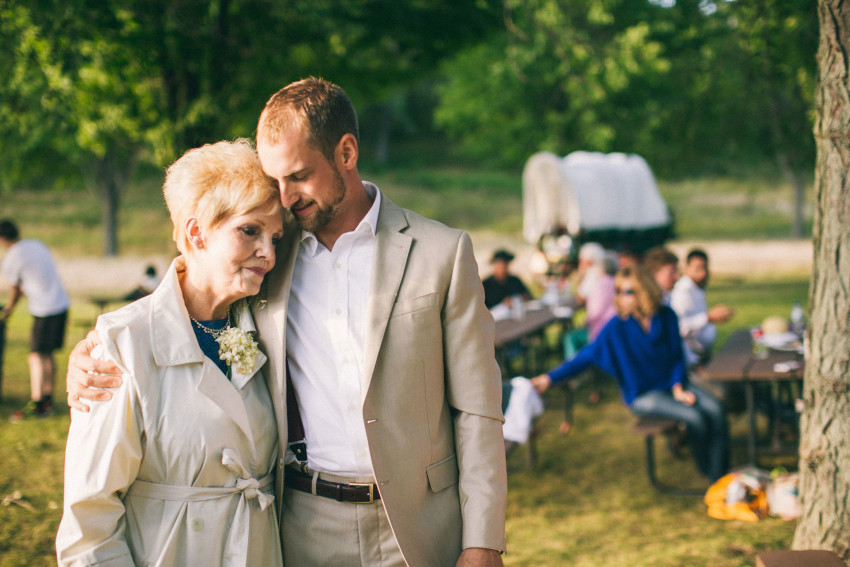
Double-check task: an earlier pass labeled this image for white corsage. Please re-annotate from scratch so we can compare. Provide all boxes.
[216,327,259,374]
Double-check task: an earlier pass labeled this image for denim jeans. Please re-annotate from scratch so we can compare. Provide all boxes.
[630,384,729,481]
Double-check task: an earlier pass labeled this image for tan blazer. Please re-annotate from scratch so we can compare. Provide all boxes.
[253,194,507,566]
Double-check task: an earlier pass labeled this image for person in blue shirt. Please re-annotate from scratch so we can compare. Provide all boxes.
[532,266,729,481]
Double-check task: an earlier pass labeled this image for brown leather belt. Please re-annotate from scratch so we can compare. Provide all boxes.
[284,466,380,504]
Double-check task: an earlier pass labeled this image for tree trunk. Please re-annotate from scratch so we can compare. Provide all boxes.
[101,170,120,257]
[792,0,850,560]
[85,147,137,257]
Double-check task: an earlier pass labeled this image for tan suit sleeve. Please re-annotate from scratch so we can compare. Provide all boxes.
[442,232,507,552]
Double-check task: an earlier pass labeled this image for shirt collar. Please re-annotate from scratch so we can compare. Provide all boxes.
[299,182,382,257]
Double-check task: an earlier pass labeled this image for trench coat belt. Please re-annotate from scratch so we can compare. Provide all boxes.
[127,473,275,511]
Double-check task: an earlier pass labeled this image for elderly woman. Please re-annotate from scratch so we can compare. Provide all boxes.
[532,266,729,481]
[56,140,284,566]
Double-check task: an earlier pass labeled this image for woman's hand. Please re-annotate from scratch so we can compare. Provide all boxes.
[672,384,696,406]
[531,374,552,394]
[66,330,123,412]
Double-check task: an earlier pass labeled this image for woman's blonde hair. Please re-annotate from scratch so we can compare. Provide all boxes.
[614,266,663,320]
[163,139,280,254]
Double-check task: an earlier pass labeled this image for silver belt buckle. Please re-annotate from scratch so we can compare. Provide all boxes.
[349,482,374,504]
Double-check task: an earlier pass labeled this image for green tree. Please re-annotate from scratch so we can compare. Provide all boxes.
[0,0,500,255]
[434,0,817,187]
[435,0,672,168]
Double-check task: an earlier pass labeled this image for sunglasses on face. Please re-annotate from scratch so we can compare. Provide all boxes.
[616,288,636,296]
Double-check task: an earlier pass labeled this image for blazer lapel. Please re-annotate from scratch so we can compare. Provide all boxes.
[253,223,299,451]
[361,197,411,398]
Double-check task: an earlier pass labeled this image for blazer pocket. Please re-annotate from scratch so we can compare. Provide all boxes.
[390,291,437,318]
[426,453,459,493]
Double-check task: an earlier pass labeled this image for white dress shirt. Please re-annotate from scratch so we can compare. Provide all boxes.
[670,274,717,365]
[286,183,381,477]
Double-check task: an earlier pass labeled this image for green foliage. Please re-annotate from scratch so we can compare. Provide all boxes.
[434,0,817,176]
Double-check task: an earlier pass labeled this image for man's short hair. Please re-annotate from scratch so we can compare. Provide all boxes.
[686,248,708,264]
[257,77,360,162]
[642,246,679,275]
[0,219,19,241]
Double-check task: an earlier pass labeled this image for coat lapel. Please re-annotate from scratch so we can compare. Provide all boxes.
[361,197,411,398]
[149,257,264,448]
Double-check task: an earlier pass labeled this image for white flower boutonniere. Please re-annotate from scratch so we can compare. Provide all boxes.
[216,327,259,374]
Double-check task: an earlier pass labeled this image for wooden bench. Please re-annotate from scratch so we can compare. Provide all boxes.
[756,550,845,567]
[504,431,538,471]
[632,416,703,496]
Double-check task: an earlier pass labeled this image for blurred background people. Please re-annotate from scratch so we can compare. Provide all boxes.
[560,242,617,429]
[0,219,70,422]
[483,248,532,309]
[532,266,729,481]
[122,264,162,302]
[642,246,680,303]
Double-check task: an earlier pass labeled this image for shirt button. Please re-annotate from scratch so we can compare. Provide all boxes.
[348,403,356,410]
[191,518,204,531]
[334,262,342,270]
[335,307,341,315]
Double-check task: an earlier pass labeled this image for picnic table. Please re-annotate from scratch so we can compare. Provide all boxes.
[493,301,572,378]
[699,328,804,466]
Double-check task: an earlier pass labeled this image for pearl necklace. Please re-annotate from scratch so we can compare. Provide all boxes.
[188,312,231,339]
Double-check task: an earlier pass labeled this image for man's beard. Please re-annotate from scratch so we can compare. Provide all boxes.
[291,167,346,233]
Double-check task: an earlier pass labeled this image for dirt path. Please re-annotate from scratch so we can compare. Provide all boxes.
[469,234,812,280]
[54,238,811,297]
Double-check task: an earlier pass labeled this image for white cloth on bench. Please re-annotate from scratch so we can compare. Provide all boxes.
[503,377,544,444]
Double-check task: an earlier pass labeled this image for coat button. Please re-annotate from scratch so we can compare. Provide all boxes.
[191,518,204,531]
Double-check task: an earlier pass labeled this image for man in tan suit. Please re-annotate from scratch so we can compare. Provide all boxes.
[68,77,507,566]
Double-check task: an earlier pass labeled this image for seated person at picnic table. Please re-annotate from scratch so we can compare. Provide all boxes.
[122,264,162,301]
[574,242,617,343]
[482,248,532,309]
[56,140,284,566]
[531,266,729,481]
[671,248,734,367]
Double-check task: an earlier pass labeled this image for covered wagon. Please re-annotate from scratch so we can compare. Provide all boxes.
[522,151,674,261]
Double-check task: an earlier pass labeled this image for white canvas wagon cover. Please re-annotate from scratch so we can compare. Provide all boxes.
[522,151,672,245]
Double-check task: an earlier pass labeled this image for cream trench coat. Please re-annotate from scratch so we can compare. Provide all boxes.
[56,257,282,567]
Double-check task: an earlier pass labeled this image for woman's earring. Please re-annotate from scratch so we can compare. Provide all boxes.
[195,238,204,249]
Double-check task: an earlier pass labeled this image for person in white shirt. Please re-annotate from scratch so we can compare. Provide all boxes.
[0,219,70,422]
[671,248,734,367]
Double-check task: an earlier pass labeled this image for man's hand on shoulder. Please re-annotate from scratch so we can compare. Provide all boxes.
[456,548,503,567]
[66,330,123,412]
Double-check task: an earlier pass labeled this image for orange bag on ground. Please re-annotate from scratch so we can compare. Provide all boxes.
[704,469,769,522]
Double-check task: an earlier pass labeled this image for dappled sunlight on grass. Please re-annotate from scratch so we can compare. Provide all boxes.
[503,382,796,566]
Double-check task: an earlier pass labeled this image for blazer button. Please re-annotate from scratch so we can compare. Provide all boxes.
[191,518,204,532]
